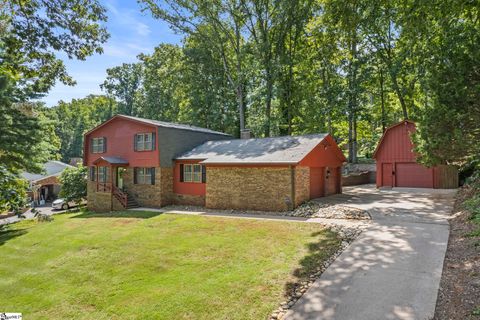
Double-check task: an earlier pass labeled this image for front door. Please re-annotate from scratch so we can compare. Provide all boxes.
[116,167,124,190]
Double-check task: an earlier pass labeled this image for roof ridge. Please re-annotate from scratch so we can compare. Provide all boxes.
[202,132,329,144]
[118,114,230,136]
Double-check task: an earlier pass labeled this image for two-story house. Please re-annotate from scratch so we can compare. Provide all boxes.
[84,115,346,212]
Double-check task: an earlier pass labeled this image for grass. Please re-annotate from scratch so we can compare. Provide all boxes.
[0,211,340,319]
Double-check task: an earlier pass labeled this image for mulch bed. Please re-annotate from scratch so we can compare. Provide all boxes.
[434,186,480,320]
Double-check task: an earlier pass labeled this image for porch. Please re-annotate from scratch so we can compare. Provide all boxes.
[91,156,139,209]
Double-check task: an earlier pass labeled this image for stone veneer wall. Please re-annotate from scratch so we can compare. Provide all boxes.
[87,166,173,212]
[123,167,162,208]
[87,181,112,212]
[172,194,206,206]
[159,167,173,206]
[206,166,293,211]
[295,166,310,206]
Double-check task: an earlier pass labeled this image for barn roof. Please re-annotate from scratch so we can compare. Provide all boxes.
[373,120,415,159]
[84,114,230,137]
[21,161,73,182]
[176,134,331,164]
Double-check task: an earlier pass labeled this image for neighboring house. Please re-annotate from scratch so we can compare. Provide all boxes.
[84,115,346,212]
[21,160,73,204]
[373,120,458,189]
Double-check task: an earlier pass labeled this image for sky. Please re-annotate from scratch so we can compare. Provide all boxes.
[41,0,183,107]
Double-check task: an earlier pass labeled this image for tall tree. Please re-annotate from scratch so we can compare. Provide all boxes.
[141,0,249,134]
[1,0,108,175]
[411,0,480,166]
[137,44,184,121]
[48,95,117,162]
[101,63,143,116]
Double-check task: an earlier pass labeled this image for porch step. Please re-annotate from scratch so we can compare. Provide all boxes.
[125,194,139,209]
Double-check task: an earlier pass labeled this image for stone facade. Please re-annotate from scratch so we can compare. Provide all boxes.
[87,166,174,212]
[123,167,162,208]
[112,195,126,211]
[87,181,112,212]
[295,166,310,207]
[159,167,174,206]
[172,193,206,206]
[206,166,294,211]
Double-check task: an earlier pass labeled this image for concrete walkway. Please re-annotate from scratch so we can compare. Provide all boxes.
[285,185,456,320]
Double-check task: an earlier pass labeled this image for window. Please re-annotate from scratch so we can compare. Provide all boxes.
[134,133,155,151]
[193,164,202,182]
[181,164,205,183]
[184,164,192,182]
[92,137,106,153]
[89,166,97,181]
[98,166,108,183]
[134,167,155,185]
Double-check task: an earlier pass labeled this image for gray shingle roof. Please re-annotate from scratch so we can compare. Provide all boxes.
[176,134,329,164]
[93,156,129,164]
[120,115,230,136]
[21,161,73,182]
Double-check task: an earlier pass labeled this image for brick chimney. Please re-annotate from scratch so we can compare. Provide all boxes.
[240,129,252,139]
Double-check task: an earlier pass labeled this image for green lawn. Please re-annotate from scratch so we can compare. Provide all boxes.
[0,211,340,319]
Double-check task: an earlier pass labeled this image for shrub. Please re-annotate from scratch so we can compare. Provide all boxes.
[59,165,87,204]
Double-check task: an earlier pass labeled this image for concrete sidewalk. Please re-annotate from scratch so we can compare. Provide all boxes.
[285,185,455,320]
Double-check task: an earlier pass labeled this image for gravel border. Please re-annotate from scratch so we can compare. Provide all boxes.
[162,201,371,221]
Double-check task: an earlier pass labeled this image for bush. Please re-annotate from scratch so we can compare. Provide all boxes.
[59,165,87,204]
[0,166,28,214]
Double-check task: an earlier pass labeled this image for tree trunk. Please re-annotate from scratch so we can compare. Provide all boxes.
[235,24,245,131]
[264,66,273,137]
[380,67,386,132]
[237,84,245,131]
[353,114,358,163]
[347,35,358,163]
[348,112,353,163]
[388,68,408,120]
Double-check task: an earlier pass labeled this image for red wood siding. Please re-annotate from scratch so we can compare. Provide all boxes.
[375,121,416,163]
[381,163,393,187]
[84,117,159,167]
[374,121,457,189]
[310,167,325,198]
[300,135,344,199]
[325,167,341,196]
[173,160,206,196]
[299,135,346,167]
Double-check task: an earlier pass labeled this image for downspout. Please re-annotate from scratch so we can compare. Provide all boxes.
[290,165,296,211]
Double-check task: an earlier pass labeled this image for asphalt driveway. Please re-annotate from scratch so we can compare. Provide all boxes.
[286,184,456,320]
[0,205,66,226]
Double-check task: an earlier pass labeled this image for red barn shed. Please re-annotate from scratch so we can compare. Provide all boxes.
[373,120,458,189]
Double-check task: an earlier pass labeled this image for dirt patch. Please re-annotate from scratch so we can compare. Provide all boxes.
[434,186,480,320]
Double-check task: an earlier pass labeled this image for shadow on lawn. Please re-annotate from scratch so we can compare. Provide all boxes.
[0,225,27,246]
[72,210,163,219]
[284,230,341,297]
